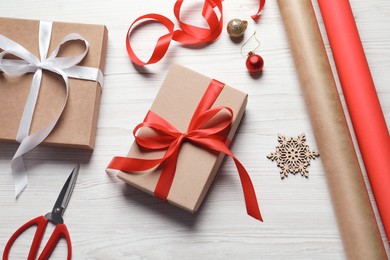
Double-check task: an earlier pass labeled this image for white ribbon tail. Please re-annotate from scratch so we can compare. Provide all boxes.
[11,69,70,197]
[10,157,27,197]
[16,69,43,142]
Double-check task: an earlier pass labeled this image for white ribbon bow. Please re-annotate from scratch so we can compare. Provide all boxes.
[0,21,104,196]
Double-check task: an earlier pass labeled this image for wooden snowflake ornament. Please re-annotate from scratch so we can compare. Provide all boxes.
[267,133,319,179]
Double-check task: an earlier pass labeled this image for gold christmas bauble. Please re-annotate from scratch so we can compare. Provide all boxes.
[227,19,248,38]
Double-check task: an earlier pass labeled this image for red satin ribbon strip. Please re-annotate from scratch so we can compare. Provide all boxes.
[126,0,266,65]
[126,0,223,66]
[107,80,262,221]
[252,0,266,19]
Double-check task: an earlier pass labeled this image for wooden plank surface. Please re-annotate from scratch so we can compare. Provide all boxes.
[0,0,389,259]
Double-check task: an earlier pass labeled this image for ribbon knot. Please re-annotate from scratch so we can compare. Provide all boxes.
[107,79,262,221]
[0,21,104,196]
[36,62,43,69]
[37,59,57,70]
[34,60,56,71]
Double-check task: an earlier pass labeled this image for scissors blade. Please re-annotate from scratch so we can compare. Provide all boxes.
[51,164,80,217]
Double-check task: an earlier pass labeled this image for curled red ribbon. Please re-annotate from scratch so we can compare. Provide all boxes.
[126,0,266,65]
[126,0,223,65]
[107,80,262,221]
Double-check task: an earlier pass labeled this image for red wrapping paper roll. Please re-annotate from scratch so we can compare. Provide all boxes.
[318,0,390,243]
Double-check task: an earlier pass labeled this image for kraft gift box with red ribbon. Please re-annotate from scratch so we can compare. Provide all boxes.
[0,17,108,195]
[107,64,262,221]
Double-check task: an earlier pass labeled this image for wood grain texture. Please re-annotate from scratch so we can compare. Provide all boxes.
[0,0,389,259]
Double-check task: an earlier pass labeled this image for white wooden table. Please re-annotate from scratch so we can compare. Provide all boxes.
[1,0,389,259]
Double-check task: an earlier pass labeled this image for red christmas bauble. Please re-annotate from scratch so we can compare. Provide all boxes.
[246,51,264,73]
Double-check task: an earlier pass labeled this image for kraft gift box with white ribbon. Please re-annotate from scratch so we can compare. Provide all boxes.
[0,17,108,195]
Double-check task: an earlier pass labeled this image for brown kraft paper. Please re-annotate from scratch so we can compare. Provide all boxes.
[117,64,248,213]
[277,0,387,259]
[0,17,108,149]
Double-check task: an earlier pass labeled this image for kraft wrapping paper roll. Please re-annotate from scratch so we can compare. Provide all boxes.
[277,0,387,258]
[318,0,390,245]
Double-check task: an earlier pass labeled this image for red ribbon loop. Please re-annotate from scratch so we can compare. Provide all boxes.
[126,0,223,66]
[107,80,262,221]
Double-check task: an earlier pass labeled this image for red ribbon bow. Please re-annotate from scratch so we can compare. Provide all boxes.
[107,80,262,221]
[126,0,266,66]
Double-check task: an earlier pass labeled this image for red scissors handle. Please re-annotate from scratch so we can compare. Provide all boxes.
[3,215,72,260]
[40,223,72,260]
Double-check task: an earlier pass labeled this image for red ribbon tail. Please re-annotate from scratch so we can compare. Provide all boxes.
[153,150,179,200]
[153,137,183,200]
[189,137,263,222]
[234,157,263,221]
[251,0,266,20]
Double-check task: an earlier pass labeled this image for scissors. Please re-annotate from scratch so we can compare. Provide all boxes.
[3,165,79,260]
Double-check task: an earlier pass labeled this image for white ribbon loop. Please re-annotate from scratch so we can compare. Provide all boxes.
[0,21,103,196]
[0,37,40,75]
